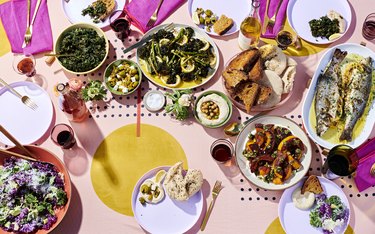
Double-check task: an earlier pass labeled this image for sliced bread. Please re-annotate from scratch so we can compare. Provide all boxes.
[237,82,260,113]
[213,15,234,35]
[301,175,323,194]
[227,48,260,73]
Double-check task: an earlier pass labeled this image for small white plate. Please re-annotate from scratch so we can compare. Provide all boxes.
[279,176,350,234]
[0,81,53,146]
[62,0,126,28]
[235,115,312,190]
[302,43,375,149]
[287,0,351,44]
[187,0,252,36]
[131,166,203,234]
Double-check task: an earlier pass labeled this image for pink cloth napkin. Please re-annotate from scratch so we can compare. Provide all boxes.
[0,0,53,55]
[124,0,185,33]
[354,138,375,192]
[259,0,289,39]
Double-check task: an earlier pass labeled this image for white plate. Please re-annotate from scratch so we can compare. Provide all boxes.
[131,166,203,234]
[235,115,312,190]
[287,0,351,44]
[187,0,252,36]
[302,43,375,149]
[136,23,220,90]
[0,81,53,146]
[62,0,126,28]
[278,176,350,234]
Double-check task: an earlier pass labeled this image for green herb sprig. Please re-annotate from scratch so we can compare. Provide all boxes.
[81,80,107,102]
[164,89,192,120]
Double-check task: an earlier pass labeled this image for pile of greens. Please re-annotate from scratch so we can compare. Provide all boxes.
[138,27,216,85]
[309,16,340,39]
[81,0,107,23]
[58,28,106,72]
[164,89,192,120]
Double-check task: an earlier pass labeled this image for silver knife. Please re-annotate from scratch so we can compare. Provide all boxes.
[262,0,271,35]
[123,34,153,54]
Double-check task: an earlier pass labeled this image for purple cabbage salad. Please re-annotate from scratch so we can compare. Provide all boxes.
[0,157,68,233]
[309,193,349,234]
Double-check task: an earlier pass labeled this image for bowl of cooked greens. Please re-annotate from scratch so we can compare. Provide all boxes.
[104,59,142,95]
[136,23,219,90]
[55,23,109,74]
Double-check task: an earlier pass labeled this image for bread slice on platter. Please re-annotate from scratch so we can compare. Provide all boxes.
[301,175,323,194]
[222,69,249,93]
[248,58,263,81]
[227,48,260,72]
[213,15,234,35]
[236,82,260,112]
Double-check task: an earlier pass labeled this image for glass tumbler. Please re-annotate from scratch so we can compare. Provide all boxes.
[362,13,375,40]
[51,124,76,149]
[210,139,234,163]
[109,10,131,40]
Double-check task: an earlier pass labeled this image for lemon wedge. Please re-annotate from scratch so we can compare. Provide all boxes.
[192,11,200,25]
[139,59,152,74]
[159,38,170,47]
[177,35,188,45]
[199,39,210,51]
[209,54,217,68]
[160,75,181,87]
[154,170,166,183]
[328,33,341,41]
[181,57,195,73]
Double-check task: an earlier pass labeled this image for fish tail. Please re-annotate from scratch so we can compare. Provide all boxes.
[340,128,353,141]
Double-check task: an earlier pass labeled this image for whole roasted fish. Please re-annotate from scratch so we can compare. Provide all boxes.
[315,49,348,136]
[340,56,373,141]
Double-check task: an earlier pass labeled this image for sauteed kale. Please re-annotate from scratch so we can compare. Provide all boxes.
[309,16,340,39]
[138,27,216,85]
[58,28,106,72]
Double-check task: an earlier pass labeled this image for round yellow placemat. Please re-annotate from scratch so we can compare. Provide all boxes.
[0,0,11,57]
[265,217,354,234]
[262,20,328,57]
[90,124,188,216]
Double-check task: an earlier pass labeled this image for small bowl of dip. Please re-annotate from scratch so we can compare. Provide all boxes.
[143,90,166,112]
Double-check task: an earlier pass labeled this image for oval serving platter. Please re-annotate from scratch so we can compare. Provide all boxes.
[302,43,375,150]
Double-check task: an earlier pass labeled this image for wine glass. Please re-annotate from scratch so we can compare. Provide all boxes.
[109,10,131,40]
[12,53,47,88]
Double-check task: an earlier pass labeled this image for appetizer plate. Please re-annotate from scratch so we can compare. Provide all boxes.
[302,43,375,150]
[287,0,351,44]
[61,0,126,28]
[0,81,53,146]
[279,176,350,234]
[136,23,220,90]
[3,145,72,234]
[132,166,203,234]
[235,115,312,190]
[187,0,252,36]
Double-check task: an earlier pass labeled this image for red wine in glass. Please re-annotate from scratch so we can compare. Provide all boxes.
[57,130,76,149]
[210,139,233,163]
[363,20,375,40]
[109,10,130,39]
[323,145,359,177]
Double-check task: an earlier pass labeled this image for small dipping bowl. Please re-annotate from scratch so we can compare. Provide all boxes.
[143,90,166,112]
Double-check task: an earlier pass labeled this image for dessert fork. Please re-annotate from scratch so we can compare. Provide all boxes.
[146,0,164,28]
[200,180,223,231]
[0,78,38,111]
[23,0,42,47]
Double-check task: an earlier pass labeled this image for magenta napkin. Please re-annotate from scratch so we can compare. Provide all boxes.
[124,0,185,33]
[0,0,53,55]
[354,138,375,192]
[259,0,289,39]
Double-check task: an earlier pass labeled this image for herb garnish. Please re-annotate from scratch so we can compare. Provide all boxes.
[82,0,107,23]
[58,28,106,72]
[309,16,340,39]
[81,80,107,102]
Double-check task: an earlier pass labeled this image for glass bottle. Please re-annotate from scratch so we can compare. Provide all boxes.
[57,83,89,122]
[238,0,262,50]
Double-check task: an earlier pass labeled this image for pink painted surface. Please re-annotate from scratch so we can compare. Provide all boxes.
[0,0,374,233]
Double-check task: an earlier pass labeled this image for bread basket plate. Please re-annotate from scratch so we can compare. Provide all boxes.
[62,0,126,28]
[187,0,252,36]
[222,51,294,112]
[235,115,312,190]
[302,43,375,150]
[136,23,220,90]
[287,0,351,44]
[278,176,350,234]
[131,166,203,234]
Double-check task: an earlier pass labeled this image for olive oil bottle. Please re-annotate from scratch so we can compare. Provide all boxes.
[238,0,261,50]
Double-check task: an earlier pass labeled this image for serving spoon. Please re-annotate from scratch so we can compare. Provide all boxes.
[224,112,265,136]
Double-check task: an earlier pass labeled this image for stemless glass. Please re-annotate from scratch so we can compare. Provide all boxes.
[210,139,234,163]
[12,54,47,88]
[109,10,131,40]
[362,13,375,40]
[51,124,76,149]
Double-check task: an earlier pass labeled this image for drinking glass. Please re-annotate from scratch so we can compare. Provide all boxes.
[322,144,359,180]
[276,30,296,50]
[362,13,375,40]
[109,10,131,40]
[210,139,234,163]
[12,54,47,88]
[51,124,76,149]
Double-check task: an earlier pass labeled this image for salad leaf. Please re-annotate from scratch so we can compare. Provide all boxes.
[81,80,107,102]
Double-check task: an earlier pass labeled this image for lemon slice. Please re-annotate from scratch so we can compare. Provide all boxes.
[192,11,200,25]
[160,75,181,87]
[181,58,195,73]
[177,35,188,45]
[199,39,210,51]
[154,170,166,183]
[159,38,170,47]
[139,59,152,74]
[329,33,341,41]
[209,54,217,68]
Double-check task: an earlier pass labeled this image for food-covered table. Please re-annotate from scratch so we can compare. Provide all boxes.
[0,0,374,233]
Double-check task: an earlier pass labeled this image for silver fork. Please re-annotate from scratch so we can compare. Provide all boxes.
[268,0,284,32]
[21,0,31,48]
[200,180,223,231]
[23,0,42,47]
[146,0,164,28]
[0,78,38,111]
